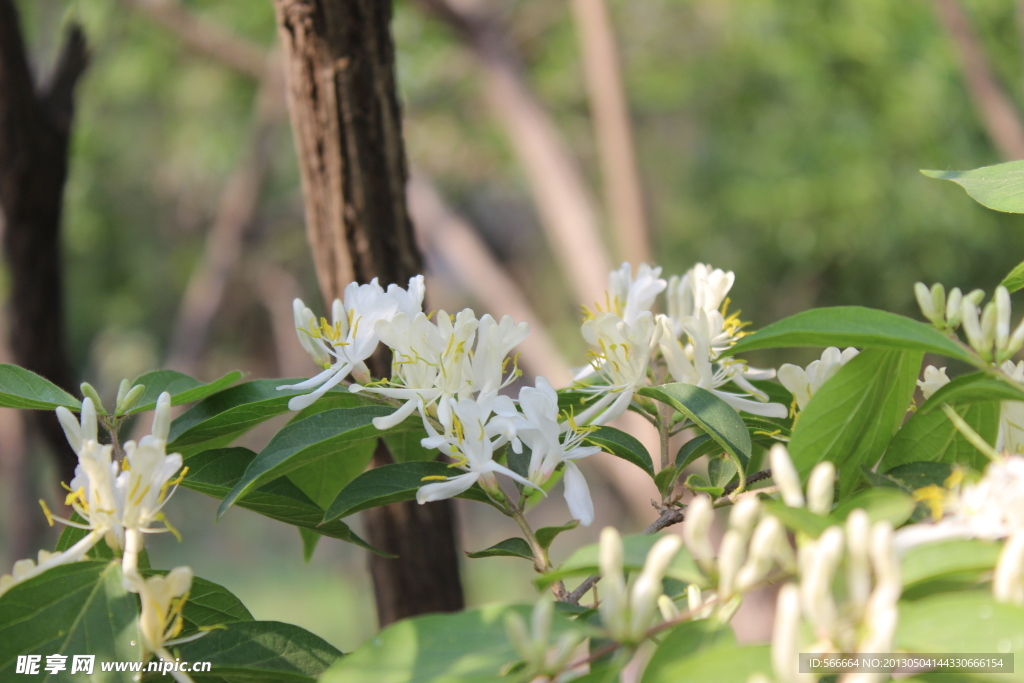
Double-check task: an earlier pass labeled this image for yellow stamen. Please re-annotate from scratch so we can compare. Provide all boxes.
[912,485,948,522]
[156,512,183,542]
[39,499,55,527]
[421,475,449,481]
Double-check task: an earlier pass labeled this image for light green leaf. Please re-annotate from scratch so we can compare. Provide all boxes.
[161,620,342,683]
[654,466,680,497]
[536,534,704,589]
[585,425,655,476]
[536,520,579,550]
[319,604,579,683]
[684,473,724,497]
[218,406,402,517]
[916,372,1024,413]
[641,644,771,683]
[181,447,383,554]
[897,591,1024,654]
[727,307,976,364]
[641,620,736,683]
[127,369,243,413]
[0,363,80,410]
[830,487,915,528]
[323,461,498,522]
[922,161,1024,213]
[1001,260,1024,293]
[639,383,752,484]
[465,537,534,560]
[881,399,998,471]
[788,349,922,497]
[168,379,367,451]
[0,561,141,682]
[299,527,321,563]
[901,540,1003,588]
[763,500,830,538]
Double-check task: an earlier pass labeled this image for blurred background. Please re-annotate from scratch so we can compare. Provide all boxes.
[2,0,1024,652]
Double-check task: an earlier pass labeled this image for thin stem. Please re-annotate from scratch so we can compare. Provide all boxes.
[509,499,569,600]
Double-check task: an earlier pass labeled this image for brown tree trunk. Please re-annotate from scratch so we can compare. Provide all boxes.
[272,0,464,625]
[0,0,86,486]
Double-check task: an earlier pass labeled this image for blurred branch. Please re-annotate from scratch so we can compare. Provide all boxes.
[413,0,613,305]
[933,0,1024,160]
[166,77,286,375]
[115,0,271,81]
[0,2,86,484]
[252,261,310,378]
[571,0,650,265]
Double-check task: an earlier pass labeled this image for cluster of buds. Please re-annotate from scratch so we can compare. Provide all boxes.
[914,282,983,333]
[597,527,683,644]
[918,283,1024,364]
[773,514,901,683]
[504,601,583,679]
[770,444,836,515]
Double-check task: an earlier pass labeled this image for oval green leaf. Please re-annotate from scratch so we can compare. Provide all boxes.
[0,363,80,410]
[127,369,243,414]
[585,425,654,476]
[922,161,1024,213]
[465,537,534,560]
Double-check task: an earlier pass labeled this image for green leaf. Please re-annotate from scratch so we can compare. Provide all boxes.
[161,620,342,683]
[536,520,579,550]
[1001,260,1024,293]
[727,307,976,364]
[168,379,366,451]
[465,537,534,560]
[881,399,998,471]
[383,427,438,463]
[901,540,1003,588]
[319,604,579,683]
[286,439,376,509]
[127,370,243,414]
[916,372,1024,413]
[683,473,723,497]
[0,561,141,681]
[707,455,738,488]
[763,500,830,538]
[675,433,715,469]
[883,461,957,490]
[139,570,253,633]
[585,425,655,476]
[323,461,498,522]
[897,591,1024,653]
[639,383,752,482]
[0,363,80,410]
[181,448,383,554]
[830,487,915,528]
[299,527,321,562]
[536,534,704,589]
[218,406,402,517]
[654,466,680,497]
[641,644,771,683]
[922,161,1024,213]
[641,620,736,683]
[787,349,922,497]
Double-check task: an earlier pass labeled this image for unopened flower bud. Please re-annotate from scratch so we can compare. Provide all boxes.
[915,282,941,324]
[628,535,683,638]
[657,594,680,620]
[962,297,986,357]
[598,527,627,639]
[945,287,964,327]
[869,522,900,607]
[729,496,762,540]
[806,461,835,515]
[996,286,1012,350]
[687,584,704,613]
[845,509,872,613]
[115,379,131,410]
[770,444,805,507]
[981,301,998,357]
[80,382,106,416]
[772,584,802,683]
[993,531,1024,605]
[717,530,746,597]
[801,527,843,636]
[683,494,715,569]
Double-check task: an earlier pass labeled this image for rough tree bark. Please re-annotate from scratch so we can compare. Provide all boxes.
[271,0,464,625]
[0,0,86,485]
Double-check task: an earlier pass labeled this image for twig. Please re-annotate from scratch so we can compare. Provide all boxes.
[723,468,772,495]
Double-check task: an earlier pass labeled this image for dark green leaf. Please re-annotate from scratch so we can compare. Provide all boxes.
[787,349,922,497]
[585,425,654,476]
[323,461,497,522]
[881,400,998,471]
[298,527,321,562]
[728,307,976,364]
[0,562,140,681]
[465,537,534,560]
[140,570,253,633]
[654,466,680,497]
[922,161,1024,213]
[218,406,401,517]
[181,448,383,554]
[639,383,752,484]
[286,439,376,509]
[163,621,342,683]
[127,370,243,413]
[641,620,736,683]
[916,372,1024,413]
[168,379,366,450]
[883,462,957,490]
[536,534,704,589]
[901,540,1003,588]
[383,427,438,463]
[707,455,738,488]
[536,520,579,550]
[319,605,579,683]
[1001,259,1024,293]
[0,363,80,410]
[675,433,715,469]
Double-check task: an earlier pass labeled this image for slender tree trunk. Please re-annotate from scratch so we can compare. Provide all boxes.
[271,0,464,625]
[0,0,86,486]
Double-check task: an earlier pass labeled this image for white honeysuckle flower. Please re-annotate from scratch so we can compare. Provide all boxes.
[999,360,1024,455]
[415,398,539,504]
[279,277,425,411]
[606,262,667,324]
[0,548,94,597]
[961,286,1024,363]
[666,263,736,336]
[574,311,661,426]
[504,600,583,678]
[895,454,1024,552]
[994,531,1024,605]
[777,346,859,412]
[658,312,787,418]
[125,566,203,683]
[918,365,950,401]
[508,377,602,526]
[770,444,805,508]
[467,314,529,396]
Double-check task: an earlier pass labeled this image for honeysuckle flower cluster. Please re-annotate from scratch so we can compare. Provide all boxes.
[777,347,859,414]
[916,282,1024,363]
[504,600,584,678]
